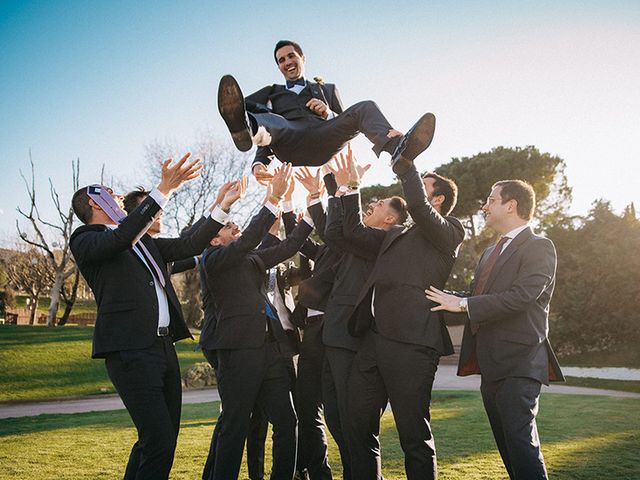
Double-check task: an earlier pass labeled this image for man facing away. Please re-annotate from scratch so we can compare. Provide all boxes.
[70,154,235,479]
[217,39,437,180]
[426,180,564,480]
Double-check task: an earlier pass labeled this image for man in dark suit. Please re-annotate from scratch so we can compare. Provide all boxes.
[199,164,315,480]
[217,39,436,180]
[341,151,464,479]
[69,154,238,480]
[426,180,564,480]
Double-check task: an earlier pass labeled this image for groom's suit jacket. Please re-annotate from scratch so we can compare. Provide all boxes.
[70,195,223,358]
[245,81,344,168]
[458,227,564,384]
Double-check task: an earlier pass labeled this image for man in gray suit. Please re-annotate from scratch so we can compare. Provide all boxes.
[426,179,564,480]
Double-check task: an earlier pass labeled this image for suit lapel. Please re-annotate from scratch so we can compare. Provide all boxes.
[483,227,533,293]
[380,225,408,254]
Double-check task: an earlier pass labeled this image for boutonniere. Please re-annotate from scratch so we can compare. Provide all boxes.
[313,76,325,85]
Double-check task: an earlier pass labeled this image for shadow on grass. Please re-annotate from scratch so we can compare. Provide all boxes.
[377,391,640,478]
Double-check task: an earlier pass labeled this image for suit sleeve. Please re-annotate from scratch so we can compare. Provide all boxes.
[154,215,225,263]
[255,219,313,270]
[169,257,198,275]
[283,209,319,259]
[203,206,276,274]
[399,165,465,253]
[340,193,386,259]
[328,84,344,114]
[70,195,161,264]
[467,238,557,326]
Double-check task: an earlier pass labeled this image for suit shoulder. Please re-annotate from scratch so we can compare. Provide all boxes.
[71,224,105,240]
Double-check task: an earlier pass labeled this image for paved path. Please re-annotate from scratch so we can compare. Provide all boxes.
[560,366,640,381]
[1,366,638,420]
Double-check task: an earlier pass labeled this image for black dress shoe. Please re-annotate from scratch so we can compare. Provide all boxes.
[391,112,436,175]
[218,74,253,152]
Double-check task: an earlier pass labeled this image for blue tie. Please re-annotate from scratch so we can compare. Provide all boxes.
[286,78,306,89]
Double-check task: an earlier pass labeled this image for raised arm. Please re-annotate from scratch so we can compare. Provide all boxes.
[71,153,203,264]
[399,165,464,253]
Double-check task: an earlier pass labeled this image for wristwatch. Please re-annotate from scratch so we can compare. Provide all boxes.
[458,297,468,313]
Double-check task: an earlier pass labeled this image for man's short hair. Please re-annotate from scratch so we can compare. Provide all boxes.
[123,187,150,214]
[388,196,408,225]
[493,180,536,220]
[72,186,93,224]
[273,40,304,63]
[423,172,458,216]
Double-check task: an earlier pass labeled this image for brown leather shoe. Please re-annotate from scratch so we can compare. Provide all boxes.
[391,112,436,175]
[218,74,253,152]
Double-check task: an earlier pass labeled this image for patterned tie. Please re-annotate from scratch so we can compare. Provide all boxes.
[473,236,510,296]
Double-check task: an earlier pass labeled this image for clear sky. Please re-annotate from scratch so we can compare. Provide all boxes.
[1,0,639,243]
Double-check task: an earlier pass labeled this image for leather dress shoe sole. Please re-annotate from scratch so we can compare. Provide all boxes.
[218,75,253,152]
[391,112,436,174]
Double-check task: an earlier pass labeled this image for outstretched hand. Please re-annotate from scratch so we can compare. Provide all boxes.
[220,176,248,211]
[270,163,293,200]
[157,153,203,196]
[425,286,462,312]
[294,167,323,195]
[253,164,274,186]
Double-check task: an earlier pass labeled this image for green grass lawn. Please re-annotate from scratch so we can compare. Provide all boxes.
[559,348,640,369]
[0,392,638,479]
[13,295,98,315]
[564,376,640,394]
[0,325,204,401]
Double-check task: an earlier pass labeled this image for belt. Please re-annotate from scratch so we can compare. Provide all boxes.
[157,326,170,337]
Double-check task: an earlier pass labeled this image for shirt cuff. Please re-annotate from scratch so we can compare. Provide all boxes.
[307,197,322,207]
[210,205,229,224]
[326,110,336,120]
[344,188,359,196]
[302,214,314,228]
[264,201,281,216]
[282,200,294,213]
[148,188,169,210]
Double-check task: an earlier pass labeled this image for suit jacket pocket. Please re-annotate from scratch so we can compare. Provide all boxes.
[496,329,541,346]
[100,301,137,314]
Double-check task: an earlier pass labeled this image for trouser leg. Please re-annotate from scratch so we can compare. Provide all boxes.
[296,320,332,479]
[323,346,357,480]
[255,341,298,480]
[252,101,398,166]
[212,347,266,480]
[481,377,548,480]
[105,337,181,480]
[376,335,439,480]
[346,333,387,480]
[247,406,269,480]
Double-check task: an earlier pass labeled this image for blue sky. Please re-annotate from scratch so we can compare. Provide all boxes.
[1,0,639,243]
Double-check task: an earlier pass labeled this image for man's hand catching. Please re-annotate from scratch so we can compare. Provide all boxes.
[157,152,203,197]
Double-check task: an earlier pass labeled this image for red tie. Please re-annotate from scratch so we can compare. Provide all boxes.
[473,236,509,295]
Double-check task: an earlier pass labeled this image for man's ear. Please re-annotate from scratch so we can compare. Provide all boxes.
[210,237,221,247]
[431,194,444,209]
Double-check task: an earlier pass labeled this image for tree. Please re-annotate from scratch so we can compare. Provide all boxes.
[547,200,640,354]
[3,248,54,324]
[16,155,80,326]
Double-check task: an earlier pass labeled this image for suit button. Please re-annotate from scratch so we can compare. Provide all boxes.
[260,308,265,314]
[149,281,154,286]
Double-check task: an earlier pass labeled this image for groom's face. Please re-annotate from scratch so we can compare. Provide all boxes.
[275,45,305,82]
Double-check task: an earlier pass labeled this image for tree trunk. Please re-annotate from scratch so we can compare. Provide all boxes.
[47,271,64,327]
[58,270,80,326]
[28,295,39,325]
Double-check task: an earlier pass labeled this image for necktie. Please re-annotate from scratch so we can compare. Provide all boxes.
[473,236,509,295]
[286,78,306,89]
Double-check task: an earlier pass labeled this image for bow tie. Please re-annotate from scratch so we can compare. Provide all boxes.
[286,78,306,89]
